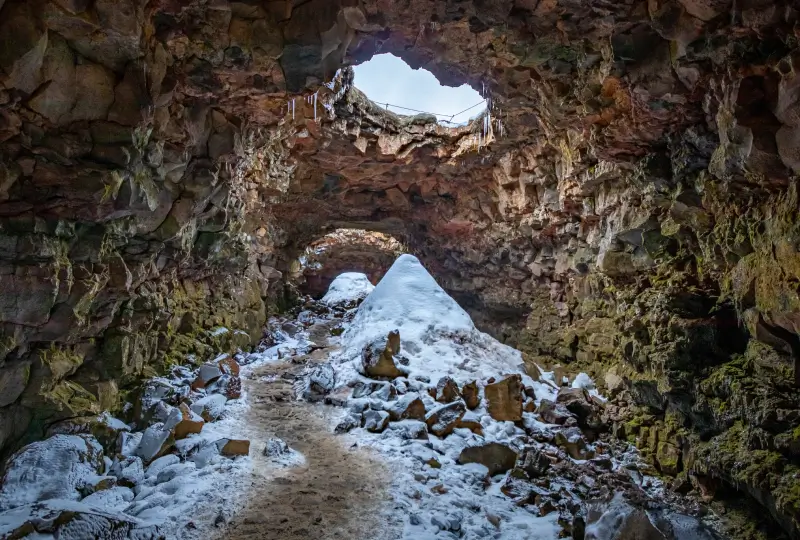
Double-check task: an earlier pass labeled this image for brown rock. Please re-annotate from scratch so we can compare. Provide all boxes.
[435,376,461,403]
[219,438,250,457]
[536,399,574,425]
[554,427,592,460]
[217,355,240,376]
[457,442,518,476]
[387,393,426,421]
[225,376,242,399]
[485,375,523,422]
[461,380,480,409]
[425,400,466,437]
[361,331,405,379]
[191,363,223,390]
[455,411,484,436]
[173,403,204,440]
[556,387,602,430]
[519,447,550,478]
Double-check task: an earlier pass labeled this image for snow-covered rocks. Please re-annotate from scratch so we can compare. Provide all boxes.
[336,254,525,384]
[0,500,161,539]
[360,330,407,379]
[0,434,105,510]
[321,272,375,308]
[457,442,518,476]
[190,393,228,422]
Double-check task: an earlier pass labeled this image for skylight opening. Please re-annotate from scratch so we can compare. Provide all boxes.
[352,54,486,126]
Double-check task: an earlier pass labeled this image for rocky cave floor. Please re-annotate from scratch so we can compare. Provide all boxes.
[0,255,767,540]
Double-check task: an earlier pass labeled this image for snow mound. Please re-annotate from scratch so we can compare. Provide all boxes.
[338,254,524,382]
[0,434,105,511]
[322,272,375,306]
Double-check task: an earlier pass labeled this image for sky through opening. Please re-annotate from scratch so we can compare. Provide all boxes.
[352,54,485,125]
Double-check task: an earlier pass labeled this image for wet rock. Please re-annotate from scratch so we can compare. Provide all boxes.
[536,399,575,425]
[457,442,518,476]
[461,380,481,409]
[519,446,551,478]
[387,393,426,421]
[435,376,461,403]
[263,437,290,457]
[425,400,467,437]
[485,375,523,422]
[361,331,406,379]
[363,410,390,432]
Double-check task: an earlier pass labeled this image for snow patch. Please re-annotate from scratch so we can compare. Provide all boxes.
[322,272,375,307]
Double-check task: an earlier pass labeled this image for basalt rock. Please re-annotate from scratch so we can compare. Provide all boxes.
[1,1,800,536]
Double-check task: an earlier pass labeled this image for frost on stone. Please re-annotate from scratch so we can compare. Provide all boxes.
[322,272,375,307]
[134,423,172,464]
[0,500,161,539]
[81,486,136,513]
[0,434,105,511]
[190,393,228,421]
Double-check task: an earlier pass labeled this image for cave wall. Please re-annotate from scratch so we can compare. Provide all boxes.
[1,0,800,535]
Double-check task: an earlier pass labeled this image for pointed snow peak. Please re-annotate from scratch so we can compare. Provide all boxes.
[341,255,475,353]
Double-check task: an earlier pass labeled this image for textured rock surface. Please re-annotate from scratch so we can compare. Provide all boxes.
[1,0,800,536]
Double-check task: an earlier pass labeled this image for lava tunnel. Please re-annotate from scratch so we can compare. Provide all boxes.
[1,1,800,539]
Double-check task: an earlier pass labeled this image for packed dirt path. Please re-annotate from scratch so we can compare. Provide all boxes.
[219,348,401,540]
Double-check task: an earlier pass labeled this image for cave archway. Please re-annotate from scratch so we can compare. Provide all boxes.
[292,228,406,298]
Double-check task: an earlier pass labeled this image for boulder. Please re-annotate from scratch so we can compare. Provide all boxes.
[217,354,240,376]
[461,380,481,409]
[455,411,484,436]
[172,403,204,440]
[334,414,361,434]
[352,380,385,398]
[263,437,290,457]
[361,331,406,379]
[108,455,144,488]
[485,375,523,422]
[554,427,591,460]
[457,442,518,476]
[134,423,173,463]
[191,362,223,390]
[387,420,429,440]
[46,413,130,449]
[435,376,461,403]
[425,401,466,437]
[190,394,228,422]
[387,393,426,421]
[556,387,602,429]
[0,434,104,510]
[536,399,574,425]
[218,438,250,457]
[0,500,161,539]
[519,447,550,478]
[306,363,335,398]
[363,410,390,432]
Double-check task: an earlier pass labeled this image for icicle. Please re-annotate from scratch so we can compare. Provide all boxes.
[292,99,295,120]
[314,92,318,122]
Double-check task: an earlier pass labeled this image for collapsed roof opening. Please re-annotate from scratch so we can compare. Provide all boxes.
[352,54,486,125]
[292,229,407,298]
